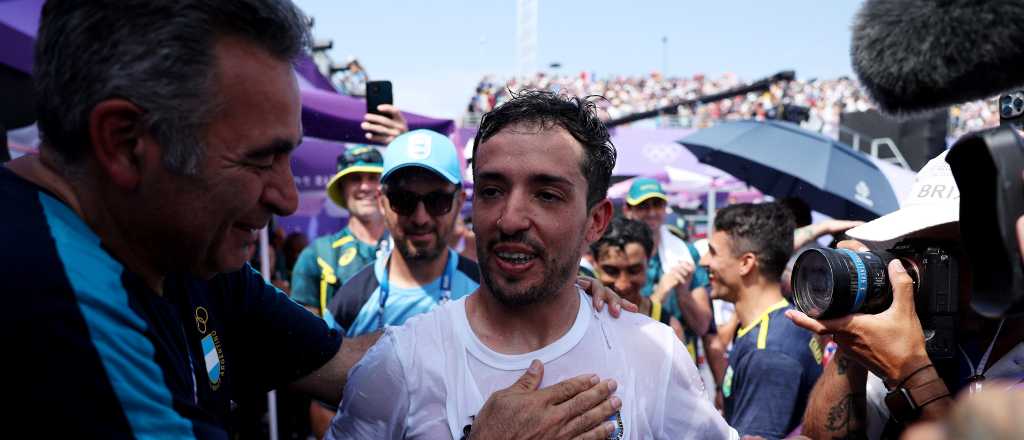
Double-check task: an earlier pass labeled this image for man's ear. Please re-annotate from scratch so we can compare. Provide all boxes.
[88,99,150,189]
[738,252,758,277]
[584,199,614,244]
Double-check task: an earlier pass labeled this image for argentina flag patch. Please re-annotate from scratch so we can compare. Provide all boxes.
[201,333,223,389]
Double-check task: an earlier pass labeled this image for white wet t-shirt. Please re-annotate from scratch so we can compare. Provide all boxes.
[326,289,738,440]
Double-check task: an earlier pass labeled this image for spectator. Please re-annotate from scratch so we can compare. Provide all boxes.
[337,56,367,97]
[700,202,823,439]
[623,178,713,337]
[623,178,722,404]
[465,72,998,140]
[291,145,388,317]
[328,130,478,336]
[592,217,686,341]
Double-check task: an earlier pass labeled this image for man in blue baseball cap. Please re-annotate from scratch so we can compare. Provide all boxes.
[327,129,478,336]
[310,130,481,432]
[291,145,390,317]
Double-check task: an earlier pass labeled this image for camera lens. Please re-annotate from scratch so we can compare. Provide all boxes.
[791,248,892,319]
[1002,105,1015,117]
[1014,98,1023,111]
[1001,95,1012,106]
[792,250,835,317]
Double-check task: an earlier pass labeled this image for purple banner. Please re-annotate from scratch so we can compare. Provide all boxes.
[610,127,729,178]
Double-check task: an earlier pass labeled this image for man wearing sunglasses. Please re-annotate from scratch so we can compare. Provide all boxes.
[292,145,390,318]
[326,129,480,337]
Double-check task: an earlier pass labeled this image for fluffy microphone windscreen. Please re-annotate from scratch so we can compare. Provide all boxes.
[851,0,1024,115]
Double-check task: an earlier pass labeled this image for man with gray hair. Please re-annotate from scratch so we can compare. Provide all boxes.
[3,1,629,438]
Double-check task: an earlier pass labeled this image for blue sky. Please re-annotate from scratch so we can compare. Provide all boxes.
[294,0,863,120]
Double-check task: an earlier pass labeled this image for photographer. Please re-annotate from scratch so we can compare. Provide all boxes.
[787,152,1024,439]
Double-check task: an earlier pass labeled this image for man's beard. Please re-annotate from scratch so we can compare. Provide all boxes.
[478,232,582,308]
[395,229,445,262]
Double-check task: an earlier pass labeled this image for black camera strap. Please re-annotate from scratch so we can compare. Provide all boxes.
[958,318,1006,394]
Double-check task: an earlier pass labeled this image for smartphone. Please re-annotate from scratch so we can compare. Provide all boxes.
[365,80,393,116]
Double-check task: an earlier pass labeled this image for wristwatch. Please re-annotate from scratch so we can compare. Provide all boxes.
[883,376,949,423]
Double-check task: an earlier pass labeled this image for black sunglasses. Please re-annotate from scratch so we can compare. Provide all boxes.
[385,189,457,216]
[337,147,384,172]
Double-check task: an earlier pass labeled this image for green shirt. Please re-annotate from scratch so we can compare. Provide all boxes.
[290,227,380,314]
[642,242,710,322]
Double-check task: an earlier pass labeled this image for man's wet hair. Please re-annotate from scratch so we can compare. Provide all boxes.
[591,217,654,260]
[714,202,795,279]
[34,0,310,175]
[472,90,616,209]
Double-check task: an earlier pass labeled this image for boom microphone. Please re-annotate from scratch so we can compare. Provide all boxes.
[851,0,1024,115]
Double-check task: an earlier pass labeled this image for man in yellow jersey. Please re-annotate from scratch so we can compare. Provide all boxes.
[699,202,823,439]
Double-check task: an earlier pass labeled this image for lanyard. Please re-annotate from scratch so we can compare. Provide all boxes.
[378,250,456,330]
[959,318,1005,394]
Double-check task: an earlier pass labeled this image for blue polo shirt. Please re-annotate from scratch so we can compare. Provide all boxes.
[328,248,479,336]
[2,167,343,438]
[723,299,823,439]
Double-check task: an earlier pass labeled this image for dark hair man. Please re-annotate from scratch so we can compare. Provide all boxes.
[592,217,685,339]
[329,91,736,438]
[700,202,822,439]
[310,130,480,437]
[327,129,479,335]
[3,3,631,438]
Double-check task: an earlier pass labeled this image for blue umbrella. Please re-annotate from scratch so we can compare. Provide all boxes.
[677,120,900,221]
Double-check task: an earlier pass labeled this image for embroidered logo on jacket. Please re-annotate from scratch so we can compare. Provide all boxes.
[201,332,226,390]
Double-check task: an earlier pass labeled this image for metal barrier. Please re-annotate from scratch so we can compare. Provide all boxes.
[837,125,912,169]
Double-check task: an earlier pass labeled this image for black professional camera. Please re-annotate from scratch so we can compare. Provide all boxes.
[791,241,959,359]
[947,111,1024,319]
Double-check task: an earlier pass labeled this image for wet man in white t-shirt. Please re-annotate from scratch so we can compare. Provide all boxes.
[327,91,737,440]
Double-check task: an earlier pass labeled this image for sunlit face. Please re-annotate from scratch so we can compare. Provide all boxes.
[381,168,463,262]
[700,230,746,302]
[625,197,667,234]
[146,37,301,278]
[342,171,382,222]
[473,123,609,307]
[596,242,648,304]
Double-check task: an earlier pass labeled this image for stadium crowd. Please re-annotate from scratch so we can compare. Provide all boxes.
[467,72,999,139]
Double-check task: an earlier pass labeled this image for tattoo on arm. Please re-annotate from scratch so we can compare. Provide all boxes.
[825,393,867,440]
